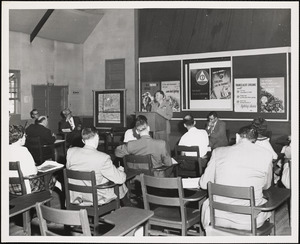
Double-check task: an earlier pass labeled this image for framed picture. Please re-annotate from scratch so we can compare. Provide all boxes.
[93,89,126,129]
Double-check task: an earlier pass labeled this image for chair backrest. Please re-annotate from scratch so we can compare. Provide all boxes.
[208,181,260,235]
[9,161,27,195]
[35,202,91,236]
[140,173,185,217]
[25,136,55,166]
[123,154,154,176]
[63,168,120,217]
[174,145,203,176]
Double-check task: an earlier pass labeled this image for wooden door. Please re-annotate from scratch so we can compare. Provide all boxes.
[32,85,68,133]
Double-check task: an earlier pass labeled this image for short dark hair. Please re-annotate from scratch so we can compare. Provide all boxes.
[136,115,148,123]
[135,117,148,132]
[251,117,267,136]
[154,90,165,98]
[30,109,39,118]
[238,125,258,142]
[208,111,218,118]
[183,115,194,127]
[81,127,98,141]
[9,125,25,144]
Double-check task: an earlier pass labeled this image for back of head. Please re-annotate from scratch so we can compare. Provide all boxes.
[251,117,267,136]
[183,115,195,127]
[238,125,258,143]
[81,127,98,141]
[135,117,148,133]
[9,125,24,144]
[136,115,148,123]
[36,116,48,125]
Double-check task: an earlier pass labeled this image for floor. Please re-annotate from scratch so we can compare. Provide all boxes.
[9,186,291,237]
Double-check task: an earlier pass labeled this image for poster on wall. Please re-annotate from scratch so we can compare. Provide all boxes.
[161,80,180,112]
[188,60,232,110]
[260,77,285,113]
[190,69,210,100]
[211,68,231,100]
[234,78,258,112]
[141,82,160,112]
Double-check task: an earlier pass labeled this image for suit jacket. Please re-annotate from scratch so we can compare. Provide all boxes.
[115,135,172,169]
[66,145,127,205]
[59,116,82,132]
[25,124,56,145]
[59,116,83,147]
[199,140,273,230]
[206,119,228,150]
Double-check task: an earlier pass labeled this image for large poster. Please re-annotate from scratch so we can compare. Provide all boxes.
[161,80,181,112]
[141,82,160,112]
[260,77,285,113]
[188,60,232,110]
[234,78,258,112]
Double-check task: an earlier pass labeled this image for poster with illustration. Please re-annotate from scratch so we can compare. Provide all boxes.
[190,69,210,100]
[141,82,160,112]
[161,80,180,112]
[211,67,231,100]
[260,77,285,113]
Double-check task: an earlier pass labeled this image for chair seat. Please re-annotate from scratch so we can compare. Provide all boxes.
[151,206,200,226]
[207,218,274,236]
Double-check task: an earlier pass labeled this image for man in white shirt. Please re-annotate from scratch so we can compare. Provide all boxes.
[178,115,209,170]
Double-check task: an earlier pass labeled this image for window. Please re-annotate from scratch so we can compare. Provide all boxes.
[9,70,20,114]
[105,59,125,89]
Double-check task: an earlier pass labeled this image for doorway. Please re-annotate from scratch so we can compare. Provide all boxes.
[32,85,68,133]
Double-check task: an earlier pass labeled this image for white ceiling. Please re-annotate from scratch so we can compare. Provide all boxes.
[9,9,106,44]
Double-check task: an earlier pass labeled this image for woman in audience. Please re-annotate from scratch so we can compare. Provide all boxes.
[251,117,278,160]
[235,117,277,160]
[9,125,56,195]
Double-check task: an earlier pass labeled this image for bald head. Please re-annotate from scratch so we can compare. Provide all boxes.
[183,115,195,129]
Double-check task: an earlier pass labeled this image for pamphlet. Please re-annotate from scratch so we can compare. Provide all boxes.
[37,161,64,172]
[182,177,201,189]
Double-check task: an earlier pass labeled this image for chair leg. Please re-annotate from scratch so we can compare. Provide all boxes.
[22,211,31,235]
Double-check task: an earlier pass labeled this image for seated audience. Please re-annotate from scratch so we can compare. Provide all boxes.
[178,114,209,168]
[66,127,132,206]
[115,115,174,177]
[9,125,57,195]
[123,115,148,143]
[25,108,40,127]
[199,125,273,231]
[26,115,56,145]
[59,108,83,148]
[205,111,228,150]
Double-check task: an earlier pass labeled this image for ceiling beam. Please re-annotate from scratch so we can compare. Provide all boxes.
[30,9,54,43]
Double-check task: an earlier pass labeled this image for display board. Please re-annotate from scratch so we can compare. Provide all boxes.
[93,89,126,129]
[139,49,290,121]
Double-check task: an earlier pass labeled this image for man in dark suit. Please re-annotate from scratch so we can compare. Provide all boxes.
[25,115,56,162]
[26,115,56,145]
[205,111,228,150]
[59,108,83,147]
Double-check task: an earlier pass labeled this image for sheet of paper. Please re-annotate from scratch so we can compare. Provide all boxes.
[62,128,71,132]
[182,177,201,189]
[171,158,178,164]
[37,160,64,172]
